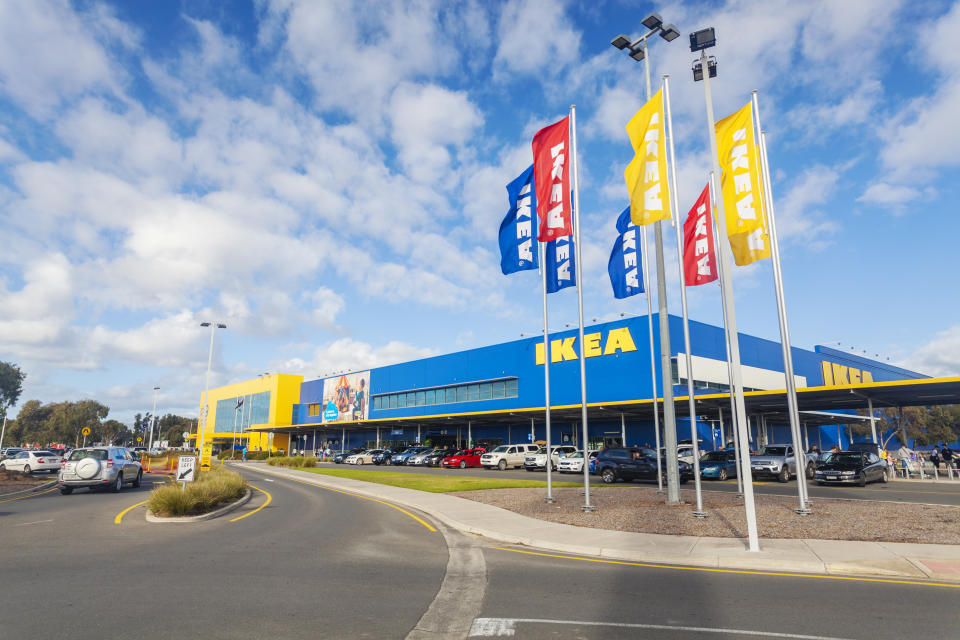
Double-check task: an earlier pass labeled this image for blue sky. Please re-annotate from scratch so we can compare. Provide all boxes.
[2,0,959,424]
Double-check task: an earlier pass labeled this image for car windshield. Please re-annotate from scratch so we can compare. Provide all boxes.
[757,446,788,456]
[451,451,467,456]
[492,446,509,453]
[701,451,728,462]
[33,451,54,456]
[69,449,108,461]
[566,452,584,459]
[830,453,863,465]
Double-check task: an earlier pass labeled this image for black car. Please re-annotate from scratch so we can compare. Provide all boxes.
[815,450,888,486]
[423,448,457,467]
[371,449,394,465]
[595,447,693,484]
[333,447,365,464]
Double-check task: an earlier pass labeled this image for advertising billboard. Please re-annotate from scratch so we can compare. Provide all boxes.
[321,371,370,423]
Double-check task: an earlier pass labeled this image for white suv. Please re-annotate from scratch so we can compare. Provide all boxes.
[524,445,578,471]
[481,444,539,470]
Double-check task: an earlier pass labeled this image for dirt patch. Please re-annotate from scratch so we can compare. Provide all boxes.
[450,486,960,545]
[0,469,56,496]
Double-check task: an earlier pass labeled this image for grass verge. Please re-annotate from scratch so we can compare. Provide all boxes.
[147,465,248,517]
[266,456,317,468]
[297,467,582,493]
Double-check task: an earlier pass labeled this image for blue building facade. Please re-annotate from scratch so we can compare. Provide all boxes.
[287,315,925,452]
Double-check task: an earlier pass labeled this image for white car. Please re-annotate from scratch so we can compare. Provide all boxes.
[345,450,379,465]
[481,444,540,470]
[557,450,598,473]
[0,450,62,474]
[524,445,578,471]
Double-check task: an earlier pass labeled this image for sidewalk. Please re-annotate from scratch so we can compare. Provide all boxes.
[236,463,960,584]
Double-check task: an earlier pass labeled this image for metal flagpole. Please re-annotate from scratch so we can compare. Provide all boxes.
[620,413,626,446]
[868,398,878,444]
[539,240,555,503]
[642,225,664,493]
[663,74,706,517]
[699,48,759,551]
[570,104,594,512]
[0,416,7,451]
[752,91,810,513]
[232,404,239,457]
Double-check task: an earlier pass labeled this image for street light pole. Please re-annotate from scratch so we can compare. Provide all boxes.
[148,386,160,451]
[198,321,226,461]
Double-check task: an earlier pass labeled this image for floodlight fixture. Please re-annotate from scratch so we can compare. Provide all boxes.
[611,34,631,49]
[641,13,663,31]
[689,27,716,52]
[691,57,717,81]
[660,24,680,42]
[200,321,211,327]
[629,45,646,62]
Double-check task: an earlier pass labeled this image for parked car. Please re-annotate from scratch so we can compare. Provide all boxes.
[595,447,693,484]
[557,450,598,474]
[423,448,458,467]
[524,445,578,471]
[815,450,889,486]
[481,444,539,470]
[1,447,25,461]
[750,444,818,482]
[334,447,365,464]
[58,447,143,494]
[442,448,487,469]
[371,449,394,465]
[848,442,881,458]
[0,449,62,474]
[699,449,738,481]
[406,448,438,466]
[392,446,430,465]
[346,449,381,465]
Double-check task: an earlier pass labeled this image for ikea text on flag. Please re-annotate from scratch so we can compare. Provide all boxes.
[608,207,644,299]
[715,103,771,266]
[624,89,671,227]
[545,234,575,293]
[682,184,718,287]
[499,165,540,275]
[532,117,573,242]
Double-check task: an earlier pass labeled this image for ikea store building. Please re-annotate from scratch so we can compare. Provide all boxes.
[194,314,953,455]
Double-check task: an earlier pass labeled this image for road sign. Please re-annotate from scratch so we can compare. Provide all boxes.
[200,443,212,471]
[137,437,142,443]
[81,427,91,436]
[178,456,196,482]
[268,432,275,440]
[182,431,189,440]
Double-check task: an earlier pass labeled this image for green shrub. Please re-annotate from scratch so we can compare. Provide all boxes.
[266,456,317,468]
[218,450,271,460]
[147,465,247,517]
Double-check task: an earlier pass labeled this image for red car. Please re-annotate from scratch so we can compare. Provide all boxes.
[441,447,487,469]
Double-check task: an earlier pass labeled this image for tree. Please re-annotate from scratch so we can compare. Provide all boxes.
[0,361,26,424]
[158,414,194,446]
[102,419,131,445]
[12,400,51,446]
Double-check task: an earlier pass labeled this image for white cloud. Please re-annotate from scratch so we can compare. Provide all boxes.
[277,338,435,377]
[857,182,923,207]
[902,325,960,377]
[773,165,841,246]
[494,0,580,78]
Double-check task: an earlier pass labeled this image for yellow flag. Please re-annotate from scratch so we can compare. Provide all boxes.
[624,89,671,226]
[715,103,771,266]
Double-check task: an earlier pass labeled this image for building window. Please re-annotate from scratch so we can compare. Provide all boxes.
[425,390,435,405]
[505,379,518,398]
[308,403,320,417]
[456,385,468,402]
[445,388,456,403]
[479,383,492,400]
[371,378,519,411]
[492,381,505,399]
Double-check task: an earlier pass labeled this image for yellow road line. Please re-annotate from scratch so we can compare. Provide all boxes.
[490,547,960,589]
[114,500,148,524]
[243,468,436,532]
[0,486,59,504]
[229,485,272,522]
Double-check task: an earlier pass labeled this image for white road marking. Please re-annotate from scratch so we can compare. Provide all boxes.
[13,519,54,527]
[467,618,852,639]
[261,478,274,482]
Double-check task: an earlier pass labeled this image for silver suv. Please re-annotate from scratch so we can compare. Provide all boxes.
[58,447,143,494]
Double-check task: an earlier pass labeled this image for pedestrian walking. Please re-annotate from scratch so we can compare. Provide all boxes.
[242,445,247,462]
[930,447,941,470]
[941,445,954,470]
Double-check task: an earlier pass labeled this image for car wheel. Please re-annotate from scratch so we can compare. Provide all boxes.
[22,465,31,475]
[60,487,73,495]
[718,468,728,481]
[498,460,507,471]
[112,473,123,493]
[459,461,466,469]
[858,471,867,487]
[356,459,363,465]
[777,466,790,483]
[601,468,616,484]
[805,463,815,480]
[132,470,142,488]
[0,463,5,471]
[881,469,889,483]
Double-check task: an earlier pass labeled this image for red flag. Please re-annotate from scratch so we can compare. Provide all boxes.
[532,117,572,242]
[683,184,718,286]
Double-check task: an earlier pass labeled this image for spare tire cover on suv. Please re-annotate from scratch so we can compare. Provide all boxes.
[75,457,102,479]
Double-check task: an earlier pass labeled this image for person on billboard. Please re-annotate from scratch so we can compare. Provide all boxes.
[336,376,351,413]
[352,378,367,420]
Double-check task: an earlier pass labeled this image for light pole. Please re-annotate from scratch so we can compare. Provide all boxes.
[148,386,160,451]
[690,27,760,551]
[611,13,683,504]
[198,321,227,462]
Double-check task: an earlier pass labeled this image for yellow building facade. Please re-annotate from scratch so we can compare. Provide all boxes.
[194,374,303,453]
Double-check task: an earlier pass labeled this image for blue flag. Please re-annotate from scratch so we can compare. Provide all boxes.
[608,207,644,299]
[545,232,576,293]
[499,165,539,275]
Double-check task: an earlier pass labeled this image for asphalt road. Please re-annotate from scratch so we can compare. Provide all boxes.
[2,467,958,639]
[313,460,960,506]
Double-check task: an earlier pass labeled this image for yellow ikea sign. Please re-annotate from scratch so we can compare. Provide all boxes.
[821,361,873,386]
[536,327,637,365]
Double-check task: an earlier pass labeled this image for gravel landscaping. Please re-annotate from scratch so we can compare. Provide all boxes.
[451,485,960,545]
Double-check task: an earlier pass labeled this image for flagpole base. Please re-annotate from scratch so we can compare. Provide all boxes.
[544,497,556,504]
[581,505,596,513]
[794,507,812,515]
[692,510,708,519]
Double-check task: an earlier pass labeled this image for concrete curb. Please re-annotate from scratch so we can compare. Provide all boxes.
[237,463,960,583]
[0,478,58,499]
[145,488,252,523]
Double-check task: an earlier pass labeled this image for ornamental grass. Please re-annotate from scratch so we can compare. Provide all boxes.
[147,464,247,517]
